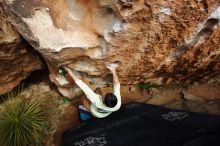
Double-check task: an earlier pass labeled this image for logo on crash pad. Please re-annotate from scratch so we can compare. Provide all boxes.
[74,136,107,146]
[162,111,189,121]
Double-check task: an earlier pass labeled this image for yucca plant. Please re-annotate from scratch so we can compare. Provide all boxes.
[0,98,47,146]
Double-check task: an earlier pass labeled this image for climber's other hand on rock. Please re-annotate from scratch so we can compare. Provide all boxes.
[106,61,121,72]
[63,66,72,74]
[63,66,80,81]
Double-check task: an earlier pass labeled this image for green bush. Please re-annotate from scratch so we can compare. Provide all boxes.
[0,98,47,146]
[138,82,161,90]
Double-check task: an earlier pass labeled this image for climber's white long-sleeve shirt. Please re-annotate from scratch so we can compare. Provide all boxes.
[75,80,121,118]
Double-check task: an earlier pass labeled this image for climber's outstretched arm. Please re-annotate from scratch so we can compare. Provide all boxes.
[64,67,80,81]
[64,67,98,103]
[106,62,121,111]
[112,69,120,84]
[106,62,120,84]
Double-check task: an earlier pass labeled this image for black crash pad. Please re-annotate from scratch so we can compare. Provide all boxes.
[61,103,220,146]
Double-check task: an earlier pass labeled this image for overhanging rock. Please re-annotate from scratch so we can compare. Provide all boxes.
[1,0,220,98]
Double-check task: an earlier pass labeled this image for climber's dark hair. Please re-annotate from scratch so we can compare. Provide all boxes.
[104,93,117,108]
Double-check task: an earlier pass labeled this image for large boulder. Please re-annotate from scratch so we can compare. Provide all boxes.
[0,5,43,94]
[1,0,220,98]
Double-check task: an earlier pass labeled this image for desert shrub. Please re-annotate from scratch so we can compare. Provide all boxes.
[0,98,47,146]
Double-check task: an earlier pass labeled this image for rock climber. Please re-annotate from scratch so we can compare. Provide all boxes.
[62,61,121,120]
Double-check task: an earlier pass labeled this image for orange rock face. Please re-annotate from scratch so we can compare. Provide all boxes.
[1,0,220,97]
[0,6,43,94]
